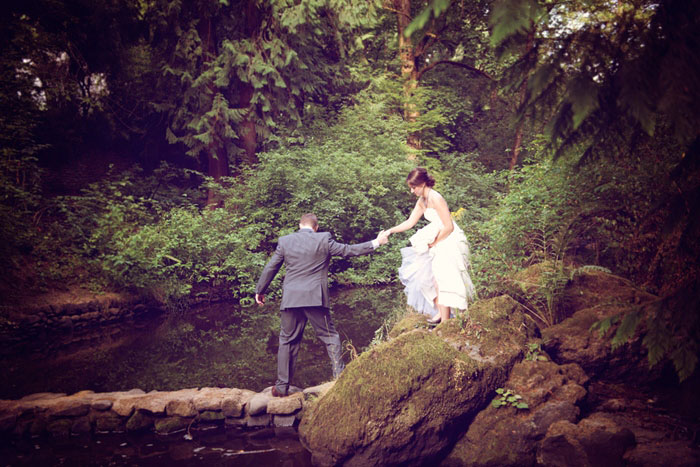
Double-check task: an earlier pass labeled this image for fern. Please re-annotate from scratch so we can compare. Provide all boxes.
[611,311,640,349]
[671,345,699,383]
[590,314,620,337]
[642,316,672,367]
[489,0,543,47]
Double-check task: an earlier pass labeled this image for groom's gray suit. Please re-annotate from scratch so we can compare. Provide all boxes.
[256,224,378,396]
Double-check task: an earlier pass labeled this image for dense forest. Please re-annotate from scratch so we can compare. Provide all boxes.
[1,0,698,382]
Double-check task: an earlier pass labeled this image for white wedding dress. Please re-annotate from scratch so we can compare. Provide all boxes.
[398,208,475,315]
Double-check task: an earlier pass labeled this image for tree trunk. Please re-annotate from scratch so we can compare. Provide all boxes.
[205,145,229,208]
[396,0,421,156]
[199,17,230,208]
[237,0,260,167]
[510,29,535,170]
[238,83,257,166]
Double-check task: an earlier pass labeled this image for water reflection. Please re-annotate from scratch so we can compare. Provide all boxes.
[0,286,402,399]
[2,426,312,466]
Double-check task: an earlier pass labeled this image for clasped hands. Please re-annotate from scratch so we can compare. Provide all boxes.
[376,230,390,245]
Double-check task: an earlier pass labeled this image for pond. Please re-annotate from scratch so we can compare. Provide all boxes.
[0,286,403,399]
[0,286,403,466]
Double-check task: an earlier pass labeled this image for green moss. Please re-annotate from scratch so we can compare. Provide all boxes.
[126,410,153,432]
[388,313,431,338]
[434,296,529,360]
[197,410,225,422]
[301,330,482,454]
[154,415,190,434]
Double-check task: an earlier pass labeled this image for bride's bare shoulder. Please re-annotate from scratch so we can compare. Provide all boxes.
[428,189,446,205]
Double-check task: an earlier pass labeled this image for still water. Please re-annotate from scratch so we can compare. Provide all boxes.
[1,286,402,399]
[0,286,402,466]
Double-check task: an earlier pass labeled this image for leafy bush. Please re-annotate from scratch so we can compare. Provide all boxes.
[239,95,415,287]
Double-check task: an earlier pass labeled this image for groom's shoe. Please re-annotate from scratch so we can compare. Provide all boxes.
[271,387,287,397]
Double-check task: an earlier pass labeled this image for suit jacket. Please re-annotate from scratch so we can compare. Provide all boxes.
[256,228,375,309]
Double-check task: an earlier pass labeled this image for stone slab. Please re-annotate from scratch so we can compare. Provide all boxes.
[273,414,297,427]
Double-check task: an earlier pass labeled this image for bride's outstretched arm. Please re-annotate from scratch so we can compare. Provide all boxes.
[386,200,424,236]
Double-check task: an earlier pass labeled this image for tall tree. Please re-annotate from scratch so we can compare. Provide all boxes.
[143,0,380,206]
[383,0,495,155]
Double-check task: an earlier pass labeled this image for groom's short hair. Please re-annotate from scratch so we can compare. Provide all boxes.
[300,213,318,229]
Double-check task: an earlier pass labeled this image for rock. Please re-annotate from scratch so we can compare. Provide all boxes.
[561,270,654,317]
[584,381,699,467]
[300,322,523,467]
[91,399,113,411]
[71,416,92,434]
[126,410,154,432]
[113,391,173,416]
[303,381,335,399]
[506,360,589,407]
[46,418,73,438]
[93,411,124,433]
[246,413,271,428]
[273,414,297,427]
[247,391,273,416]
[467,294,539,340]
[624,440,700,467]
[112,397,138,417]
[387,312,431,338]
[222,398,246,418]
[444,360,587,467]
[197,410,225,422]
[542,306,660,383]
[166,399,197,418]
[267,393,303,415]
[537,413,636,467]
[225,416,248,427]
[0,412,16,433]
[19,392,66,402]
[27,417,46,436]
[192,387,225,411]
[536,420,588,467]
[194,387,254,413]
[45,397,91,418]
[154,415,190,434]
[541,270,663,383]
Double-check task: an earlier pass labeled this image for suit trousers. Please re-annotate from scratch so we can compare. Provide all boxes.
[276,306,345,395]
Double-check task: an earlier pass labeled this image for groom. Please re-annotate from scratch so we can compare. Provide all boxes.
[255,213,388,397]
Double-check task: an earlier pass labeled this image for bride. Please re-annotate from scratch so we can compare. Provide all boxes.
[384,167,475,324]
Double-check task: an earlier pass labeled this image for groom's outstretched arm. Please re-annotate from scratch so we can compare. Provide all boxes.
[256,243,284,298]
[327,231,387,257]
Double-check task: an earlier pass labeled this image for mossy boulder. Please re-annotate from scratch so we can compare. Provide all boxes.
[299,325,522,466]
[542,270,661,382]
[387,312,431,339]
[560,269,655,318]
[465,294,538,342]
[442,360,588,467]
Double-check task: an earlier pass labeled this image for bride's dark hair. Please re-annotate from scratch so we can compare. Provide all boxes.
[406,167,435,187]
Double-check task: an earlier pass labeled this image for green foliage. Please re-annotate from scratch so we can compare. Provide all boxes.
[151,0,382,167]
[489,0,542,48]
[240,94,414,287]
[525,342,547,361]
[490,0,699,161]
[404,0,452,38]
[491,388,529,409]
